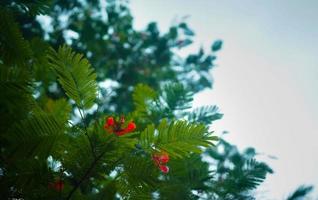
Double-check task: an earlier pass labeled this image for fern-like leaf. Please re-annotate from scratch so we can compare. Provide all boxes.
[0,65,34,133]
[48,45,98,109]
[286,185,313,200]
[187,105,223,125]
[239,159,272,190]
[43,98,71,124]
[160,154,212,199]
[162,83,193,111]
[132,84,158,118]
[0,8,32,65]
[7,112,65,160]
[140,119,217,158]
[2,0,52,15]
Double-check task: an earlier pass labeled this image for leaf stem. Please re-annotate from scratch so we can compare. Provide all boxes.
[77,107,96,158]
[65,150,107,200]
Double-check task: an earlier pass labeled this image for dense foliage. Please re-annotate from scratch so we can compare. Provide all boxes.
[0,1,312,199]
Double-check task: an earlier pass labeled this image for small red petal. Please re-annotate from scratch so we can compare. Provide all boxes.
[159,165,169,173]
[152,155,160,165]
[115,130,127,136]
[126,122,136,132]
[159,153,169,164]
[106,117,115,126]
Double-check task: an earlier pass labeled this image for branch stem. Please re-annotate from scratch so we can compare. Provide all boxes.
[77,107,96,158]
[65,150,107,200]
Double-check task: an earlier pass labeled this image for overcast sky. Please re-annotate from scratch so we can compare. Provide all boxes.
[130,1,318,199]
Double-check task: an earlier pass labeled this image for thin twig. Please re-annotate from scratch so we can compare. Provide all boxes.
[65,150,107,200]
[77,107,96,158]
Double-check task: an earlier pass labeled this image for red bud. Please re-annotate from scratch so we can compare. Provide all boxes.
[159,165,169,173]
[106,117,115,126]
[159,153,169,164]
[126,122,136,132]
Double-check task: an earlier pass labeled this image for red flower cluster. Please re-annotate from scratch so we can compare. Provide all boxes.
[104,116,136,136]
[48,180,64,191]
[152,152,170,173]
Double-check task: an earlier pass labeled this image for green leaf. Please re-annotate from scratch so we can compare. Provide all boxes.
[286,185,313,200]
[133,84,158,114]
[0,66,34,133]
[239,159,272,190]
[211,40,223,52]
[132,84,162,124]
[0,8,32,65]
[159,154,212,199]
[139,123,155,149]
[7,112,65,160]
[5,0,53,15]
[162,83,193,111]
[47,45,98,109]
[123,156,158,187]
[177,39,193,48]
[140,119,217,158]
[30,38,54,86]
[132,83,194,123]
[187,105,223,125]
[206,140,273,198]
[44,98,71,124]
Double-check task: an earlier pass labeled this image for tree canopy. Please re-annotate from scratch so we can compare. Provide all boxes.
[0,0,312,199]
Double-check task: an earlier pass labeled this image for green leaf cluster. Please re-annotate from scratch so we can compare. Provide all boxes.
[48,45,98,109]
[0,6,218,199]
[0,1,300,200]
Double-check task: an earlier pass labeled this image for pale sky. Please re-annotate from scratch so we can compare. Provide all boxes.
[130,1,318,199]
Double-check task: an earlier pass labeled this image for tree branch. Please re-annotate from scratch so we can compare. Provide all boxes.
[65,150,107,200]
[77,107,96,158]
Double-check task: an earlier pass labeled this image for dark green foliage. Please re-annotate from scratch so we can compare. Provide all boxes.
[187,105,223,125]
[43,98,72,124]
[0,1,295,199]
[163,83,193,111]
[205,140,273,199]
[1,0,52,15]
[287,185,313,200]
[30,38,55,86]
[15,0,221,113]
[0,66,34,142]
[8,112,65,160]
[159,154,212,200]
[211,40,223,52]
[132,83,222,126]
[0,8,32,65]
[0,21,219,199]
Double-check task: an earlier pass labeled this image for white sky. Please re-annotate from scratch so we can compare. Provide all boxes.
[130,0,318,199]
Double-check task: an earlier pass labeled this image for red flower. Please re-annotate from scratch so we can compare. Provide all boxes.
[159,165,169,173]
[126,122,136,132]
[104,117,114,130]
[106,117,115,126]
[153,152,169,165]
[49,180,64,191]
[152,151,170,173]
[115,129,127,136]
[103,116,136,136]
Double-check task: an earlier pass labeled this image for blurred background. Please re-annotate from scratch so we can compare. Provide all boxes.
[130,0,318,199]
